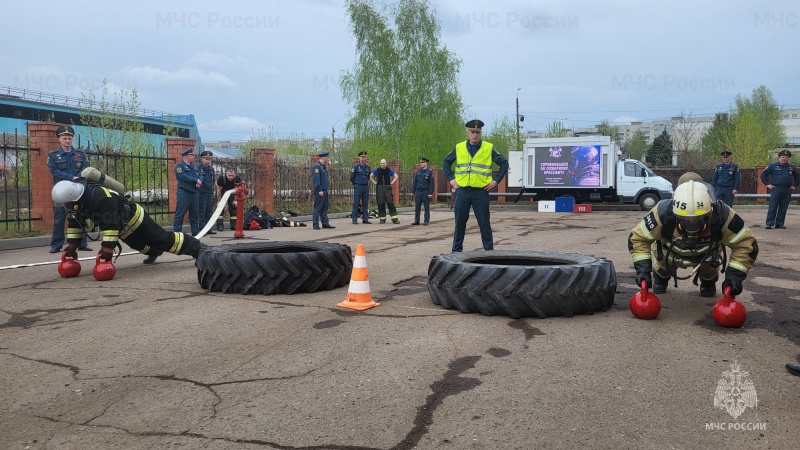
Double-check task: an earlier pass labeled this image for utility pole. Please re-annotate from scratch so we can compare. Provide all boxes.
[515,88,521,150]
[332,126,335,154]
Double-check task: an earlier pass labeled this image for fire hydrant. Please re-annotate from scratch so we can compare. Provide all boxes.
[233,181,249,238]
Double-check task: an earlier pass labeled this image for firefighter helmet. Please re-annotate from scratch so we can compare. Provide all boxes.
[51,180,85,206]
[672,180,712,235]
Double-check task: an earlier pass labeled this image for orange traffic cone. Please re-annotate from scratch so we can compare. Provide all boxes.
[337,244,380,311]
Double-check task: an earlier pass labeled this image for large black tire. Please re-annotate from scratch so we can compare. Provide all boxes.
[427,250,616,318]
[197,241,352,295]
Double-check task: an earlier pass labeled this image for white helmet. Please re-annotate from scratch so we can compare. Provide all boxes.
[51,180,85,206]
[672,180,712,234]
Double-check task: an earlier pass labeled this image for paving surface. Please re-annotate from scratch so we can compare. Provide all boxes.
[1,204,798,449]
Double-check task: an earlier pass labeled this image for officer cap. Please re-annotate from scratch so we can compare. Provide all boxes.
[720,151,732,157]
[318,151,330,157]
[778,149,792,158]
[181,148,194,156]
[419,157,429,162]
[465,119,484,130]
[358,151,367,156]
[55,125,75,137]
[200,150,213,158]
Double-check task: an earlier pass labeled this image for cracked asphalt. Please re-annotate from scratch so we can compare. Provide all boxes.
[1,205,798,449]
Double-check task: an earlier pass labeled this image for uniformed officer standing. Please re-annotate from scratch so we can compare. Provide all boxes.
[173,147,202,236]
[47,125,91,253]
[443,119,509,252]
[760,149,800,229]
[412,157,435,225]
[197,150,216,234]
[312,151,335,230]
[711,150,740,207]
[350,151,371,224]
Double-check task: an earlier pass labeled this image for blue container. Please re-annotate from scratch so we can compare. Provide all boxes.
[555,197,574,212]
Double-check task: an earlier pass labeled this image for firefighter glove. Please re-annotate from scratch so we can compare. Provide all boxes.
[722,268,746,296]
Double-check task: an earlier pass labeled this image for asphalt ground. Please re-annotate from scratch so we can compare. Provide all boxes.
[1,204,798,449]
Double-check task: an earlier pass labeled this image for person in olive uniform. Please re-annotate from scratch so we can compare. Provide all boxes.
[443,119,508,252]
[312,151,334,230]
[197,150,216,234]
[350,151,371,224]
[412,157,435,225]
[47,125,91,253]
[711,150,740,207]
[173,148,202,236]
[760,149,800,229]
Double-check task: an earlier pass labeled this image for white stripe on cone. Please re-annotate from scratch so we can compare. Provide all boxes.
[347,280,371,294]
[353,255,367,268]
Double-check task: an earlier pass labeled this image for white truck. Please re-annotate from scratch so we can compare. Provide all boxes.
[507,136,673,210]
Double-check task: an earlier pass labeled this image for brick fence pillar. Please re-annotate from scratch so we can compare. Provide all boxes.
[26,122,62,232]
[388,161,401,206]
[497,176,507,203]
[755,165,767,203]
[251,148,275,213]
[165,138,197,221]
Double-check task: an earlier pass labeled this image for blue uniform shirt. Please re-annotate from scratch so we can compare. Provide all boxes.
[175,161,200,192]
[350,163,371,185]
[760,162,800,189]
[313,161,329,191]
[712,163,740,189]
[412,167,435,194]
[198,164,215,195]
[47,147,88,183]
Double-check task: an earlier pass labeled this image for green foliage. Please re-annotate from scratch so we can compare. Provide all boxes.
[647,130,673,166]
[483,115,516,156]
[244,127,317,162]
[596,120,621,143]
[626,129,648,161]
[341,0,465,170]
[79,79,153,154]
[546,121,570,138]
[699,85,785,168]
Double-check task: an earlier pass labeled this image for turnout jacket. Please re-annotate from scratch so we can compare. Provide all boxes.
[628,199,758,276]
[66,184,142,251]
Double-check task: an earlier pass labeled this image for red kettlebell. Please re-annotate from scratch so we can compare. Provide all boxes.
[57,252,81,278]
[629,280,662,320]
[92,254,116,281]
[712,287,747,328]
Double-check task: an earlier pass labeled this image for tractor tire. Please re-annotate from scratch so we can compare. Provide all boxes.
[197,241,352,295]
[427,250,616,318]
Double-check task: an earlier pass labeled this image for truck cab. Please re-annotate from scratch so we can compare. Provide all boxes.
[616,159,674,210]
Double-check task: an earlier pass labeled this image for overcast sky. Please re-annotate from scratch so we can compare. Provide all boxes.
[2,0,798,142]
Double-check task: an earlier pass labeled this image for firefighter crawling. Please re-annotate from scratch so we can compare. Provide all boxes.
[51,178,204,272]
[628,178,758,297]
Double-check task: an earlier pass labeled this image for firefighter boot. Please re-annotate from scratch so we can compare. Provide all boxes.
[700,277,718,297]
[652,274,669,294]
[216,219,224,231]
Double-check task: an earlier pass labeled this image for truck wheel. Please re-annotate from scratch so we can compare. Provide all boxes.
[427,250,616,318]
[638,192,659,210]
[196,241,352,295]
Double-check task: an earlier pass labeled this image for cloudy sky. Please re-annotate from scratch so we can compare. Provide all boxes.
[2,0,798,142]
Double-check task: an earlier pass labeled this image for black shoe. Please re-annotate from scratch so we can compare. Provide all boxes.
[363,221,372,224]
[423,222,429,226]
[380,219,386,224]
[313,225,321,230]
[50,247,61,253]
[700,280,717,297]
[765,225,772,229]
[352,221,358,224]
[787,362,800,377]
[143,254,159,264]
[392,219,400,224]
[652,275,668,294]
[78,246,94,251]
[322,224,336,229]
[216,225,224,231]
[207,230,217,235]
[412,222,420,225]
[777,226,786,229]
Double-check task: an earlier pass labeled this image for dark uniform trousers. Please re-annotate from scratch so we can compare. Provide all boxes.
[375,185,397,220]
[313,189,330,226]
[766,186,791,228]
[452,187,492,252]
[414,191,431,224]
[198,192,213,230]
[353,184,370,222]
[174,188,200,236]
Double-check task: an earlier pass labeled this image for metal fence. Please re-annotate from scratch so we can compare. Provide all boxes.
[0,132,35,232]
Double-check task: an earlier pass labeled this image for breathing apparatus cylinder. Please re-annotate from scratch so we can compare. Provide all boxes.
[80,167,126,193]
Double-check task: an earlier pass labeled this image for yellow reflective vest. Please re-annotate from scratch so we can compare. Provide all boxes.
[454,141,493,187]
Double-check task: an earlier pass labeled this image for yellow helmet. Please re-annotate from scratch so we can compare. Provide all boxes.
[672,180,712,235]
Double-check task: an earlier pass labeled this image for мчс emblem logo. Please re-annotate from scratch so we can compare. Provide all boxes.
[713,361,757,419]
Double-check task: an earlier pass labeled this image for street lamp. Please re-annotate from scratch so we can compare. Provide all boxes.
[515,88,524,150]
[332,119,342,155]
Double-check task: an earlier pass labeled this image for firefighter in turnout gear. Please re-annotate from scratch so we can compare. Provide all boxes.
[52,178,204,269]
[628,179,758,298]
